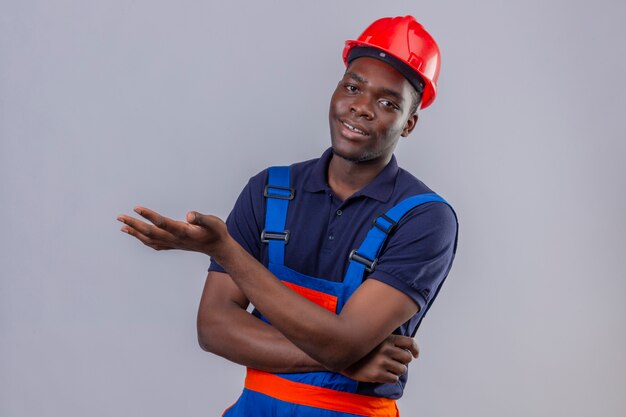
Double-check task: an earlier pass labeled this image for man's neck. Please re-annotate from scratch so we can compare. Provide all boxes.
[327,153,391,201]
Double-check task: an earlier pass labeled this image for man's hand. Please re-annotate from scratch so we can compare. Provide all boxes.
[341,335,419,383]
[117,207,228,256]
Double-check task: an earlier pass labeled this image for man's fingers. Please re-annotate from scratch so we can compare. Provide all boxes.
[187,211,219,228]
[134,206,179,232]
[118,215,159,238]
[390,335,420,358]
[388,345,414,365]
[117,213,181,246]
[127,206,195,240]
[373,370,403,384]
[186,212,226,237]
[186,211,200,224]
[384,360,409,378]
[404,339,419,358]
[120,223,168,250]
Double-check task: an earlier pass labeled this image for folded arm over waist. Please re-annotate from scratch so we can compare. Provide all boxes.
[211,238,420,372]
[197,270,418,383]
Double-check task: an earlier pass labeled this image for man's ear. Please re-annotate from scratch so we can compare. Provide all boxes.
[401,113,419,137]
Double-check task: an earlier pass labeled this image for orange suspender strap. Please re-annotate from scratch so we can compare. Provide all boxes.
[281,281,338,313]
[245,368,399,417]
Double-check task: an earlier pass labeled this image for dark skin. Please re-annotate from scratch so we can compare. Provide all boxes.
[118,57,421,382]
[328,57,418,198]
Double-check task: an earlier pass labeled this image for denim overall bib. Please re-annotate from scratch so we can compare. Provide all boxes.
[223,166,451,417]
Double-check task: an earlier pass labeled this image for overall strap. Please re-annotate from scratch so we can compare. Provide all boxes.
[262,166,294,266]
[338,192,451,312]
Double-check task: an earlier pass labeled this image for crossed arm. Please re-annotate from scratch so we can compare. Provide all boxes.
[118,207,420,382]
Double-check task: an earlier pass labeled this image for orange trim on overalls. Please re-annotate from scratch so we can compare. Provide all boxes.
[282,281,338,313]
[245,368,399,417]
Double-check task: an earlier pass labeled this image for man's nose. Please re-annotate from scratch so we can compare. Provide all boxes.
[350,96,374,120]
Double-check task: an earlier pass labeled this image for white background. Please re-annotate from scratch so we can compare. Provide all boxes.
[2,1,625,416]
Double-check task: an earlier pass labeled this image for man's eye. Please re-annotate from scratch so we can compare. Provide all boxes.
[344,84,358,93]
[380,100,399,109]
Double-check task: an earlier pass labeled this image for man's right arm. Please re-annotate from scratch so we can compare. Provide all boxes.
[197,270,324,373]
[197,270,418,381]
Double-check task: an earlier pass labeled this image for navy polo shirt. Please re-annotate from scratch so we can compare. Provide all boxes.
[209,148,458,398]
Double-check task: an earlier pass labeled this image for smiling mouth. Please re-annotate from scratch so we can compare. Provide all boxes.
[341,121,368,136]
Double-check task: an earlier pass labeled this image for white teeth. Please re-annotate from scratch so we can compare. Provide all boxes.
[342,122,366,135]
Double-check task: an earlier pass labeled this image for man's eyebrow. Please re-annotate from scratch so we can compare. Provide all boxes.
[345,71,368,84]
[381,87,404,102]
[345,71,405,103]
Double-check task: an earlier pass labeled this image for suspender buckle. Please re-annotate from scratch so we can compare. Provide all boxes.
[264,184,295,200]
[372,213,397,234]
[348,249,377,273]
[261,230,290,244]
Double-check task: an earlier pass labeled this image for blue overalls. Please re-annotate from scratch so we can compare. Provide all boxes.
[223,166,452,417]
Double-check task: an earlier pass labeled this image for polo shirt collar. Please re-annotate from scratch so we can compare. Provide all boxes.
[303,147,399,203]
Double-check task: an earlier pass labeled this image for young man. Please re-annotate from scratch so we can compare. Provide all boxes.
[118,16,458,417]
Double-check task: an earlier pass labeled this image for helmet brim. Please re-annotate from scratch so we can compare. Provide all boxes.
[343,40,437,109]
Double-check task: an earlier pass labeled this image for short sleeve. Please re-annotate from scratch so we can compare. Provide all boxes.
[208,170,268,273]
[368,201,458,313]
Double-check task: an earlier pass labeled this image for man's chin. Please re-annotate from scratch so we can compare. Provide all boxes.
[331,147,366,163]
[332,146,381,164]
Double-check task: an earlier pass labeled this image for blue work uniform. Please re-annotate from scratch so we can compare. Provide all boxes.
[209,148,458,415]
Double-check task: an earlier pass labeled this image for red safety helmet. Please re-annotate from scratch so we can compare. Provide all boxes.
[343,16,441,109]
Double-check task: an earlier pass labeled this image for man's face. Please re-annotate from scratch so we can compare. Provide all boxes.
[328,57,418,164]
